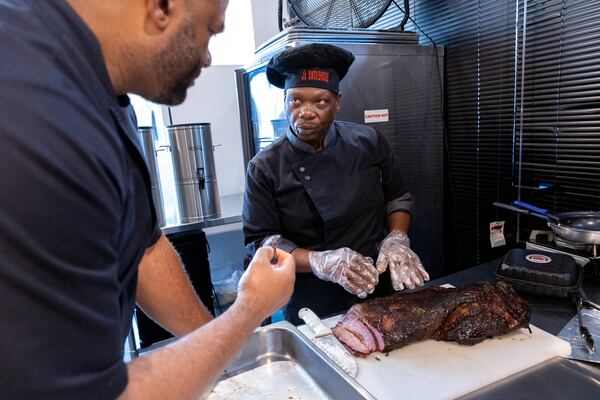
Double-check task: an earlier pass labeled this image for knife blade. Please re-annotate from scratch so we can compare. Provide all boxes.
[577,297,595,355]
[298,307,358,378]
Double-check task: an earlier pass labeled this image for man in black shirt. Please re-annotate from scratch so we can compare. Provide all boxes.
[0,1,295,399]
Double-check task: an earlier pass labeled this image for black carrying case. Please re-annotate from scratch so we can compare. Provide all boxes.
[496,248,582,298]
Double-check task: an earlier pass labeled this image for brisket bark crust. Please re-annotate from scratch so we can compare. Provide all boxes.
[331,282,531,356]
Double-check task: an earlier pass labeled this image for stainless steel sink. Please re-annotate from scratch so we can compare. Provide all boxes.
[208,321,374,399]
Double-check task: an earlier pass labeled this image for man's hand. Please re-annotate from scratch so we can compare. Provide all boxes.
[309,248,378,298]
[376,230,429,290]
[124,246,295,400]
[236,246,295,321]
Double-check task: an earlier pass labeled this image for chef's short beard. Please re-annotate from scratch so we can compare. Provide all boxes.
[148,18,201,105]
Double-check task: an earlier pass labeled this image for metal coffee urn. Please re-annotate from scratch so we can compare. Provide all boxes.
[137,126,166,227]
[167,123,221,223]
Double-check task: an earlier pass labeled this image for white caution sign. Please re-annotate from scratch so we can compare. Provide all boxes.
[364,109,389,123]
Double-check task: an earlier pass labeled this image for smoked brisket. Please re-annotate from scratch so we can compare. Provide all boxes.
[332,282,531,356]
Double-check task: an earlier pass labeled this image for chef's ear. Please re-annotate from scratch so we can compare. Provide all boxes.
[146,0,174,30]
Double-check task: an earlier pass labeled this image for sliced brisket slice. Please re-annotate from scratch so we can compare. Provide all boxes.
[331,310,384,356]
[332,282,531,356]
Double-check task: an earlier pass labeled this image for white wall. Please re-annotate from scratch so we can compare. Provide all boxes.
[209,0,255,65]
[250,0,281,48]
[168,65,245,196]
[166,1,282,197]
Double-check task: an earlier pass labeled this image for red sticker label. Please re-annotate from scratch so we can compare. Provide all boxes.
[525,254,552,264]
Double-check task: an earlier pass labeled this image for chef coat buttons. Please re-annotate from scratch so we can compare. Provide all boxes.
[298,166,310,180]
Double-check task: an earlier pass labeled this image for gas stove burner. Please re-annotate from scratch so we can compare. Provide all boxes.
[555,236,591,252]
[528,230,594,254]
[527,230,598,264]
[528,230,555,246]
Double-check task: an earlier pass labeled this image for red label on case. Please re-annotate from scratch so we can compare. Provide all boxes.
[525,254,552,264]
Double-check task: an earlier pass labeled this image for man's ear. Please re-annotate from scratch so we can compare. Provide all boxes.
[146,0,172,30]
[335,93,342,113]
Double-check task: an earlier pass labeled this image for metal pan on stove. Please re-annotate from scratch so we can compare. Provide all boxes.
[493,201,600,245]
[512,201,600,245]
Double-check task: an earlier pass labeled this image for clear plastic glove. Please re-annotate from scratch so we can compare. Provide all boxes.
[309,247,378,298]
[376,230,429,291]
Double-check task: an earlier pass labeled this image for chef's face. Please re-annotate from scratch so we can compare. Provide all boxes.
[285,87,341,151]
[147,0,228,105]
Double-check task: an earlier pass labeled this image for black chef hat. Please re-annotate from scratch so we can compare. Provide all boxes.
[266,43,355,94]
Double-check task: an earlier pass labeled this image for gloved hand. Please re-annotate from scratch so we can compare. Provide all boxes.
[309,247,379,298]
[376,230,429,290]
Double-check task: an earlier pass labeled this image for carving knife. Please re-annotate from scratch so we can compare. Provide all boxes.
[576,297,595,354]
[298,308,358,378]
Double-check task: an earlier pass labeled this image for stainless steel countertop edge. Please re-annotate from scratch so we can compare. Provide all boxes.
[161,193,243,235]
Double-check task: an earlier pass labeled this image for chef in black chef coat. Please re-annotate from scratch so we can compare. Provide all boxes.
[243,43,429,324]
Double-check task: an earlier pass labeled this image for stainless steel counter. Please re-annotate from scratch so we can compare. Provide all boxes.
[206,321,374,399]
[161,193,243,235]
[138,252,600,398]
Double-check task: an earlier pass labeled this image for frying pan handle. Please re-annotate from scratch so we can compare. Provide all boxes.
[493,202,548,220]
[512,201,549,216]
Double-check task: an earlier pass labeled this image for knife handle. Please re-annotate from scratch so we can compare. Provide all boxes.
[298,308,332,338]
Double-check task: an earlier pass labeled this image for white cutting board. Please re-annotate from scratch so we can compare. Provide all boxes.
[299,312,570,400]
